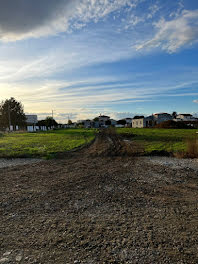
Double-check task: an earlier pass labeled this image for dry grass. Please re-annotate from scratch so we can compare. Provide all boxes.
[175,138,198,158]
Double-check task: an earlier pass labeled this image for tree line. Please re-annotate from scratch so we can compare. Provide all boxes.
[0,98,58,130]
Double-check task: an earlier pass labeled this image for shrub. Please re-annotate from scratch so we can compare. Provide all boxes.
[175,138,198,158]
[186,138,198,158]
[155,120,189,129]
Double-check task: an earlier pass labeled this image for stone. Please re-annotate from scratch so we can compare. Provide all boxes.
[0,258,9,263]
[16,255,23,262]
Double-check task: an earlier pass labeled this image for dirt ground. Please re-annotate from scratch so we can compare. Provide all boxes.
[1,134,198,263]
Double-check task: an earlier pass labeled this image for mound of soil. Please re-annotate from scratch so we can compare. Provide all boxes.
[88,129,144,157]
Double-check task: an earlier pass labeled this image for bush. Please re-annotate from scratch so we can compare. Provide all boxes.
[155,120,189,129]
[186,138,198,158]
[175,138,198,158]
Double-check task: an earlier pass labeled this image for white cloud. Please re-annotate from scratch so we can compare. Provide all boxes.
[193,100,198,104]
[147,4,160,19]
[0,0,139,41]
[135,9,198,53]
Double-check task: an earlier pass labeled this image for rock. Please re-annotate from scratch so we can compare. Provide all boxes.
[0,258,9,263]
[3,252,11,257]
[16,254,23,262]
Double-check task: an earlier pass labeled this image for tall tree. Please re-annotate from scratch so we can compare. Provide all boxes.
[68,119,73,125]
[0,97,26,130]
[45,116,58,128]
[172,111,177,119]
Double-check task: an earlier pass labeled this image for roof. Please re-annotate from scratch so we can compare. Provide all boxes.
[153,113,170,116]
[133,116,144,119]
[178,114,192,116]
[99,115,110,118]
[25,114,37,117]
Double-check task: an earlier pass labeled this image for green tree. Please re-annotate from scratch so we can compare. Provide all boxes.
[68,119,73,125]
[0,97,26,130]
[105,120,111,126]
[172,111,177,119]
[45,116,58,128]
[117,119,126,125]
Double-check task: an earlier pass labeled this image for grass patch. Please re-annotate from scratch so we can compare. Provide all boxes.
[117,128,198,155]
[0,129,95,158]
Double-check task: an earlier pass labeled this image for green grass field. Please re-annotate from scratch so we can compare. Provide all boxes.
[0,129,95,158]
[117,128,198,154]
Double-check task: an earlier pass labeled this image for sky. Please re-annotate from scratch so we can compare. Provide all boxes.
[0,0,198,122]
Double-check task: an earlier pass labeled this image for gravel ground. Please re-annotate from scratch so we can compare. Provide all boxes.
[0,158,42,169]
[1,139,198,263]
[145,156,198,170]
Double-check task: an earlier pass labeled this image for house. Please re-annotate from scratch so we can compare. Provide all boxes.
[83,120,92,128]
[25,115,38,125]
[153,113,173,123]
[77,119,93,128]
[132,116,154,128]
[124,118,132,127]
[25,115,39,132]
[132,113,173,128]
[98,115,110,126]
[109,119,117,126]
[175,114,197,122]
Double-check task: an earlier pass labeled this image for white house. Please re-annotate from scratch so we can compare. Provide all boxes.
[25,115,38,132]
[175,114,197,122]
[132,113,173,128]
[132,116,152,128]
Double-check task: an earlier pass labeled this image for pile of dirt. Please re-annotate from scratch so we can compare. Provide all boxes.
[88,128,144,157]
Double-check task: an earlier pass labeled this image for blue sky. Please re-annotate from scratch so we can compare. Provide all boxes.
[0,0,198,122]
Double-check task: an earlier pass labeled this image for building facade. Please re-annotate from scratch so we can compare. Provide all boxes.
[132,113,173,128]
[175,114,197,121]
[25,115,38,125]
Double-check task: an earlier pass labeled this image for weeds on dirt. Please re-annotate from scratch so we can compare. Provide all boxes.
[175,138,198,158]
[117,128,198,154]
[89,127,144,157]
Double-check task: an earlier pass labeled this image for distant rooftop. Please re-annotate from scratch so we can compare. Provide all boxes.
[153,113,170,115]
[178,114,192,116]
[99,115,110,118]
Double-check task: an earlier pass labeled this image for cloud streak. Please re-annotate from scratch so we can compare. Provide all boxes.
[1,70,198,122]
